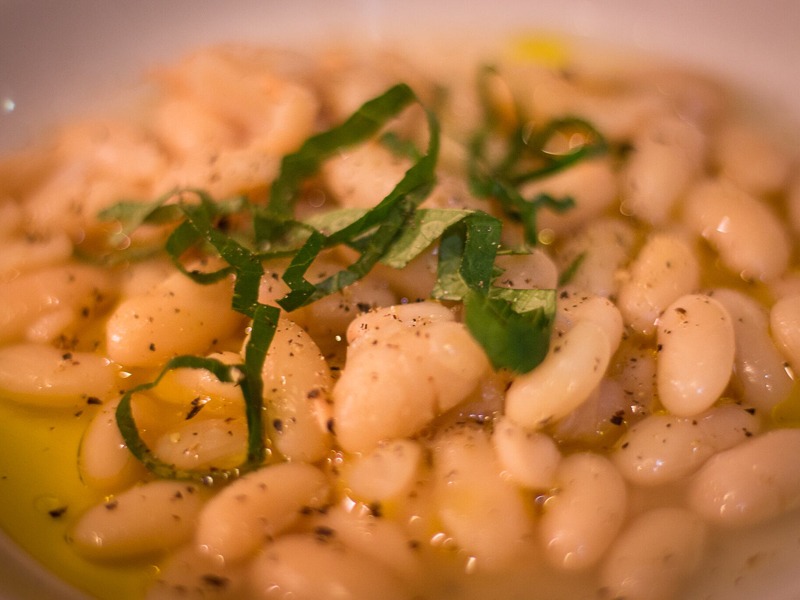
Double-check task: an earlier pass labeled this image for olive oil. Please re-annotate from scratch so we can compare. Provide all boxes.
[0,400,153,600]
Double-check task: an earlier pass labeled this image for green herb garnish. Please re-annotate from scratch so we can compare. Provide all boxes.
[104,75,604,482]
[468,66,608,245]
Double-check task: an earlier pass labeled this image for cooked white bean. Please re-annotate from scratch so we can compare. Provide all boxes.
[521,74,665,142]
[155,417,248,471]
[682,178,791,281]
[260,319,332,462]
[714,122,792,196]
[621,115,705,225]
[689,428,800,527]
[505,319,611,429]
[612,339,658,419]
[0,263,115,345]
[310,505,422,579]
[770,293,800,374]
[369,246,439,303]
[552,378,629,446]
[345,300,455,350]
[79,398,146,492]
[106,266,243,367]
[156,350,245,406]
[613,404,759,486]
[151,95,237,158]
[160,47,319,157]
[617,234,700,336]
[322,141,411,209]
[492,416,561,489]
[555,291,624,354]
[656,294,734,416]
[524,158,618,235]
[334,317,489,452]
[0,232,72,281]
[195,462,330,563]
[0,343,116,407]
[70,481,204,560]
[146,544,248,600]
[293,277,396,356]
[248,534,412,600]
[24,123,165,236]
[434,425,533,570]
[539,452,627,570]
[494,249,559,291]
[769,273,800,302]
[599,507,707,600]
[712,288,793,410]
[158,144,281,200]
[345,438,423,502]
[555,217,637,298]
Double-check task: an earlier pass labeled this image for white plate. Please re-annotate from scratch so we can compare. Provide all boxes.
[1,1,799,598]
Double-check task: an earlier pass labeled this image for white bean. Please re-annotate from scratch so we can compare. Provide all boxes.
[599,507,707,600]
[0,263,115,345]
[79,398,146,492]
[294,275,396,355]
[621,115,705,225]
[656,294,734,416]
[24,122,165,236]
[492,416,561,489]
[612,339,658,419]
[688,428,800,527]
[505,319,611,429]
[617,234,700,336]
[682,178,791,281]
[494,249,559,291]
[525,158,618,236]
[712,288,793,410]
[0,232,72,281]
[70,481,204,560]
[161,47,319,157]
[310,505,422,579]
[552,378,629,446]
[555,217,637,298]
[345,300,455,351]
[714,121,792,196]
[146,544,248,600]
[248,534,412,600]
[154,417,248,471]
[157,350,245,406]
[260,319,333,462]
[345,438,423,503]
[555,291,624,355]
[613,404,759,486]
[334,318,489,452]
[195,462,330,563]
[322,141,411,209]
[539,452,627,570]
[433,425,533,570]
[770,293,800,374]
[0,343,116,407]
[106,266,243,367]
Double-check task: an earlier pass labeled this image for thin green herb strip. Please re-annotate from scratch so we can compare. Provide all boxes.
[111,85,437,482]
[116,355,246,482]
[107,77,595,481]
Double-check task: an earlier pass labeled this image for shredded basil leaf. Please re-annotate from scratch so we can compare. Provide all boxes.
[104,74,604,482]
[464,287,554,373]
[468,68,607,246]
[558,251,587,287]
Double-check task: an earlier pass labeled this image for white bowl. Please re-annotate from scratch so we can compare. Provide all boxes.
[1,1,799,598]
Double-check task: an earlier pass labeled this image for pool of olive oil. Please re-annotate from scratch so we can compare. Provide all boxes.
[0,399,154,600]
